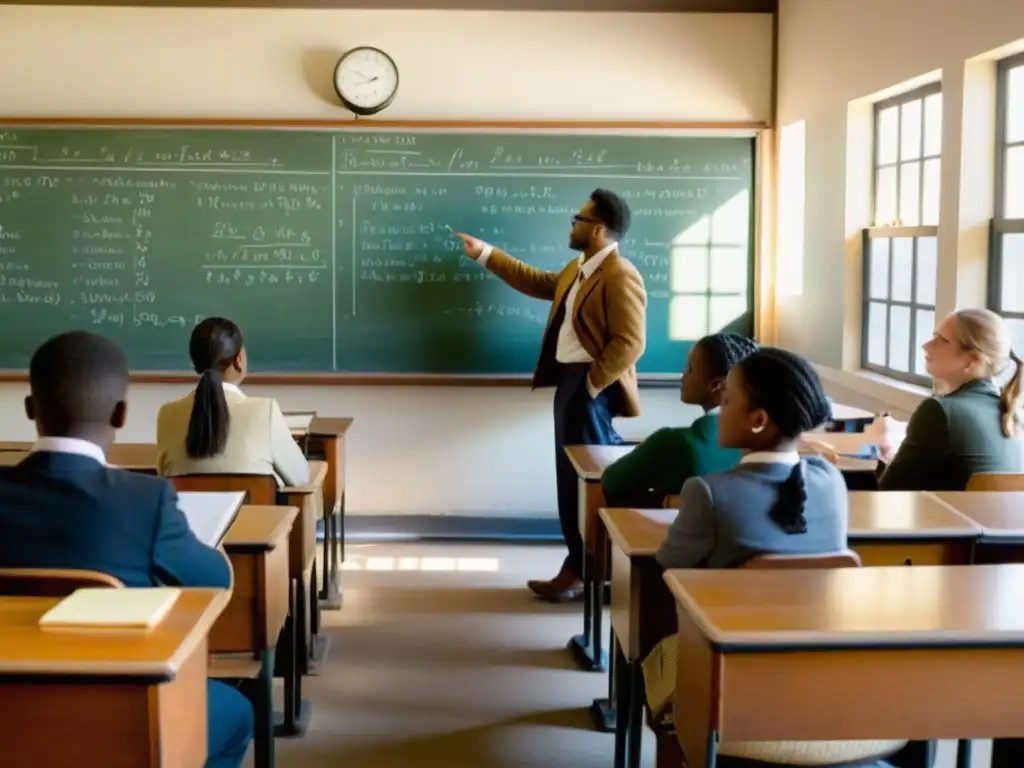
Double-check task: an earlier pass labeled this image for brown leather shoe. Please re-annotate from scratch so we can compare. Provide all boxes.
[527,562,584,602]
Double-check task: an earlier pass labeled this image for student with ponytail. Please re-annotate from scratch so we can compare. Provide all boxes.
[875,308,1023,491]
[656,346,846,570]
[156,317,309,486]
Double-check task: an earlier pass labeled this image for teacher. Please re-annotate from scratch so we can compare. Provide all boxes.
[454,188,647,602]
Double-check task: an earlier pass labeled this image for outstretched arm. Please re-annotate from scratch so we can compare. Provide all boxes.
[454,232,559,301]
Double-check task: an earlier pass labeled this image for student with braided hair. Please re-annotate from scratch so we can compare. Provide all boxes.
[602,333,758,508]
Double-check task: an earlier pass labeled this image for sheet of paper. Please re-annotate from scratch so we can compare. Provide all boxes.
[177,491,245,546]
[39,587,181,629]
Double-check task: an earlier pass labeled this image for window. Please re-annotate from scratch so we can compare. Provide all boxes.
[862,83,942,382]
[989,53,1024,355]
[669,189,751,339]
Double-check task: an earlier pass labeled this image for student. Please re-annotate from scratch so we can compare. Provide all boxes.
[601,333,757,508]
[157,317,309,486]
[874,308,1023,491]
[0,331,252,768]
[649,347,931,767]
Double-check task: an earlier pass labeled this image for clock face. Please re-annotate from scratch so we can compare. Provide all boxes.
[334,48,399,115]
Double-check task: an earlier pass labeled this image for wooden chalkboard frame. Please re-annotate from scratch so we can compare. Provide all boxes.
[0,117,764,386]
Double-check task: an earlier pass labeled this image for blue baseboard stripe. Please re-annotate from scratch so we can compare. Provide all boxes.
[316,515,562,543]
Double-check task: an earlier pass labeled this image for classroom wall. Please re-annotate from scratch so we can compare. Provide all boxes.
[776,0,1024,407]
[0,6,772,516]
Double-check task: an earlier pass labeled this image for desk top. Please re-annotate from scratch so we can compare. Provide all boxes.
[564,445,635,481]
[283,459,327,495]
[308,417,353,437]
[0,589,229,679]
[0,445,157,471]
[829,403,875,422]
[932,492,1024,539]
[848,491,980,539]
[665,564,1024,649]
[284,412,315,437]
[601,507,677,556]
[177,492,245,547]
[222,505,298,552]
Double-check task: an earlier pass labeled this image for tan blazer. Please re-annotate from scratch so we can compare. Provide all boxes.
[485,247,647,417]
[156,384,310,487]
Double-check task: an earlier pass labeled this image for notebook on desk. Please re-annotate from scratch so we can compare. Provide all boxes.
[177,491,245,547]
[39,587,181,630]
[283,412,315,432]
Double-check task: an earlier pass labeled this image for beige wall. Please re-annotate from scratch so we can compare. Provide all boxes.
[776,0,1024,407]
[0,6,772,516]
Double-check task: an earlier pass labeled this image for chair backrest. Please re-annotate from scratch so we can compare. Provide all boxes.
[742,549,863,569]
[169,473,278,505]
[0,568,124,597]
[967,472,1024,491]
[662,494,681,509]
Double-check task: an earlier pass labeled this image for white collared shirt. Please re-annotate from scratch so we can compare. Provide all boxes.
[221,381,245,397]
[31,436,107,465]
[478,240,618,364]
[740,450,801,467]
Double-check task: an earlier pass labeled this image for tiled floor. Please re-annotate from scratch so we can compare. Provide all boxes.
[267,541,985,767]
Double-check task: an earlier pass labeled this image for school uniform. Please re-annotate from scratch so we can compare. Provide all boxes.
[0,438,252,768]
[601,409,740,508]
[157,382,309,486]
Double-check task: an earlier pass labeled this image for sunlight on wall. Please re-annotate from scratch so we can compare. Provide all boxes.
[344,556,501,572]
[777,120,807,297]
[668,189,750,339]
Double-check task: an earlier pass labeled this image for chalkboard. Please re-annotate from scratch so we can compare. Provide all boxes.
[0,122,756,378]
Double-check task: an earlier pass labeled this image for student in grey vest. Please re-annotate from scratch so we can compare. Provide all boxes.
[657,346,846,570]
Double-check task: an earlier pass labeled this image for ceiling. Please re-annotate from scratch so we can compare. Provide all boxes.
[5,0,776,11]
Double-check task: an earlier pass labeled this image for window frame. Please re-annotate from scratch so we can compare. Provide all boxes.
[987,52,1024,331]
[862,82,942,384]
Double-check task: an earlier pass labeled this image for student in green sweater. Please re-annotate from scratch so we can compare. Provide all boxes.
[602,332,758,508]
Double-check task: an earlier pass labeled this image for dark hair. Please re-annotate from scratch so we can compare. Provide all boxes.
[695,333,759,378]
[29,331,129,435]
[589,188,631,238]
[735,347,832,536]
[185,317,244,459]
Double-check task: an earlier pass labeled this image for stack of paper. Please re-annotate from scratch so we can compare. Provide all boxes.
[39,587,181,630]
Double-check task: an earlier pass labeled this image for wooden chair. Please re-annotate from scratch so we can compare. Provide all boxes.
[967,472,1024,491]
[663,494,681,509]
[0,568,122,596]
[168,473,315,737]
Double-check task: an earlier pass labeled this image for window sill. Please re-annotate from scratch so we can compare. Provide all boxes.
[813,364,931,416]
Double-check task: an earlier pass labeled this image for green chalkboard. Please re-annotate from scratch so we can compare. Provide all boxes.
[0,123,755,377]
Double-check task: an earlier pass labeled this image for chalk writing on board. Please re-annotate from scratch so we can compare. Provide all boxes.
[443,303,547,325]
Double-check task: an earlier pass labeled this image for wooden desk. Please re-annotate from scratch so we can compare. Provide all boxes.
[848,491,980,565]
[306,417,353,610]
[178,491,245,547]
[602,507,677,768]
[825,402,875,432]
[213,504,297,768]
[0,444,158,473]
[0,589,228,767]
[932,491,1024,562]
[0,440,30,452]
[564,444,634,676]
[0,451,29,466]
[664,565,1024,768]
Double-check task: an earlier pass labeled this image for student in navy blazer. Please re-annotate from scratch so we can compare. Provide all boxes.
[0,331,252,768]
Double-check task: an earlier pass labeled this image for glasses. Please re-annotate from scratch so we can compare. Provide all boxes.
[572,215,601,226]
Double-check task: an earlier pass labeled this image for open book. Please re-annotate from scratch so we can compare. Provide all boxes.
[39,587,181,630]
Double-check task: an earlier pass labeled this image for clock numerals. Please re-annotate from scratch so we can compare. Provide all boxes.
[333,47,399,117]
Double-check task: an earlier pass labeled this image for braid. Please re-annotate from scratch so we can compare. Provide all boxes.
[697,333,759,378]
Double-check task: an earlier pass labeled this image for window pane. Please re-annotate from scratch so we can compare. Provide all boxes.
[867,302,888,366]
[673,215,710,245]
[921,158,941,226]
[1001,233,1024,313]
[890,238,914,302]
[1008,65,1024,144]
[915,236,937,305]
[671,246,709,293]
[1005,145,1024,218]
[669,295,708,340]
[923,93,943,157]
[710,190,749,245]
[1007,318,1024,361]
[709,294,748,332]
[877,106,900,165]
[899,161,921,225]
[888,305,911,372]
[914,309,934,375]
[900,99,923,161]
[869,238,890,299]
[875,166,898,226]
[709,247,747,293]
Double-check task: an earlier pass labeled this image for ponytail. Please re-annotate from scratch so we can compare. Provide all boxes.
[185,368,230,459]
[1000,350,1024,439]
[769,461,808,535]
